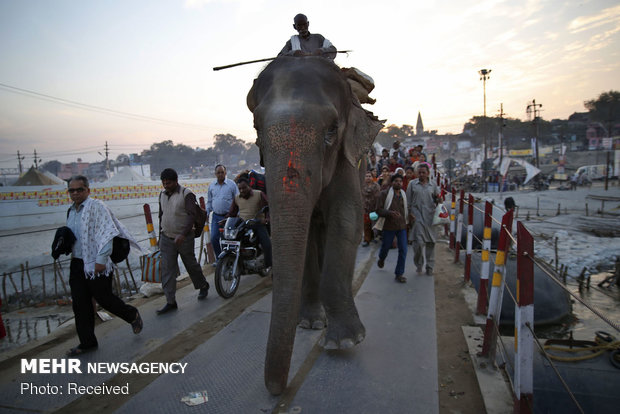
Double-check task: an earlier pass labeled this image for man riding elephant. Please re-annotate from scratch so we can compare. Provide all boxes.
[278,13,337,59]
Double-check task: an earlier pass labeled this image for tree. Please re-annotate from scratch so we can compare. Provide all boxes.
[141,140,197,174]
[115,153,130,166]
[375,124,414,147]
[41,160,62,175]
[213,134,247,154]
[584,90,620,133]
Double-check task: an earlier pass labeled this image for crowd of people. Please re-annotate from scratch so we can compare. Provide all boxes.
[362,142,442,283]
[56,164,273,356]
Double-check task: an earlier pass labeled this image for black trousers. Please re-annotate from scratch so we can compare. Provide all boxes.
[70,258,137,348]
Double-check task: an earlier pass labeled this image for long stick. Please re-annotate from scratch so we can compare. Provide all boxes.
[213,50,352,71]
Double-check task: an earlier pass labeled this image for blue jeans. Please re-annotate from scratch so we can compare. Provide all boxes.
[210,213,226,258]
[379,229,408,276]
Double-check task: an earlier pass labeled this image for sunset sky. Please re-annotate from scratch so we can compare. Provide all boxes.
[1,0,619,169]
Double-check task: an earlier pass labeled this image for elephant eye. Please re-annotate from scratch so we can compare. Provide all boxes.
[324,121,339,146]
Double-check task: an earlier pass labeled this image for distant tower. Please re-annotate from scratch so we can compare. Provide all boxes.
[416,111,424,136]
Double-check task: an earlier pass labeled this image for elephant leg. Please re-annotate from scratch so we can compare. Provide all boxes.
[318,169,366,349]
[299,209,326,330]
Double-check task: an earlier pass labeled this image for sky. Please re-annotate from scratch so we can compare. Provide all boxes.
[1,0,619,169]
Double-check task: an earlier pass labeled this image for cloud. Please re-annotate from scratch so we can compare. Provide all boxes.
[544,31,559,41]
[184,0,217,8]
[568,4,620,33]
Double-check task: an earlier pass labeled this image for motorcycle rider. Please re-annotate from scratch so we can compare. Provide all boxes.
[226,177,272,272]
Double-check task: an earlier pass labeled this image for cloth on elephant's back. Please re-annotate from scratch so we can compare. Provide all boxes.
[341,67,376,105]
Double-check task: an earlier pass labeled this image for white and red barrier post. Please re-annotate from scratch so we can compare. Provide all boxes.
[454,189,464,263]
[143,204,158,251]
[514,222,534,413]
[199,197,215,264]
[481,208,514,357]
[464,193,474,282]
[449,187,456,249]
[476,201,493,314]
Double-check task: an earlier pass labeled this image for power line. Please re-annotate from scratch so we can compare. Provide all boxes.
[0,82,215,131]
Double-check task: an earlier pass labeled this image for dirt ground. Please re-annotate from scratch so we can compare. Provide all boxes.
[433,242,487,413]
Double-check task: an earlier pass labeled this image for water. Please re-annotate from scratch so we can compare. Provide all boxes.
[563,270,620,340]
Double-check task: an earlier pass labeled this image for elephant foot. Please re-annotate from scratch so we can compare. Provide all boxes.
[299,303,326,330]
[319,316,366,350]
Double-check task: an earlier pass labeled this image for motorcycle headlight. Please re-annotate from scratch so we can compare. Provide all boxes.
[224,227,239,239]
[223,217,242,239]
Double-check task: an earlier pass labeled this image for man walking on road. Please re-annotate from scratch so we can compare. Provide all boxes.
[65,175,143,356]
[374,174,409,283]
[157,168,210,315]
[206,164,239,261]
[407,163,439,276]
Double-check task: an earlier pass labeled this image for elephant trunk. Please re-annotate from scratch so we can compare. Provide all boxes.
[264,200,311,395]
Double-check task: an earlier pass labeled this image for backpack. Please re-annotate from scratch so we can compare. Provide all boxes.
[182,188,207,238]
[66,208,130,263]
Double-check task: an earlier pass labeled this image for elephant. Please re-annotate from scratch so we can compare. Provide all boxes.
[247,56,384,395]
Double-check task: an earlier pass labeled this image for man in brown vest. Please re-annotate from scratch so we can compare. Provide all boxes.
[227,177,272,270]
[157,168,209,315]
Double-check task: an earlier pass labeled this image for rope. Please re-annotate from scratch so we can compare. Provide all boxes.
[528,255,620,333]
[543,334,620,363]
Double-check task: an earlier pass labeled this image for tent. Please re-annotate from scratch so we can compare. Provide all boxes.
[105,166,149,183]
[13,167,65,186]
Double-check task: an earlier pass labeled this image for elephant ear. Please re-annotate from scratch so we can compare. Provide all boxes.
[247,79,257,112]
[247,80,266,166]
[343,98,385,167]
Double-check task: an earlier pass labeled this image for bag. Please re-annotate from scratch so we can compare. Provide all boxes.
[110,237,130,263]
[194,199,207,238]
[140,251,161,283]
[432,204,450,226]
[191,201,207,238]
[181,188,207,238]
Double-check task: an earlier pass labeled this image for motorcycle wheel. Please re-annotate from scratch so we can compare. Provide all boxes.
[215,254,240,299]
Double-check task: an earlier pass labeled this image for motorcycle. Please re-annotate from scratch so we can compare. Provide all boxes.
[530,175,549,191]
[214,207,271,299]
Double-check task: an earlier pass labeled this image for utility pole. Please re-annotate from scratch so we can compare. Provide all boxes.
[16,150,25,174]
[33,149,42,169]
[526,99,542,168]
[100,141,110,177]
[498,103,505,167]
[105,141,110,174]
[479,69,491,192]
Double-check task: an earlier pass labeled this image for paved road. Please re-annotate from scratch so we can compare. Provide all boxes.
[0,244,439,414]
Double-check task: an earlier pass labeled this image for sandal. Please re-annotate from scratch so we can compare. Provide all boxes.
[66,346,97,357]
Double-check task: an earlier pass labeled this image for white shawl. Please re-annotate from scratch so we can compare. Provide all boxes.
[373,187,408,231]
[290,35,333,51]
[79,198,140,279]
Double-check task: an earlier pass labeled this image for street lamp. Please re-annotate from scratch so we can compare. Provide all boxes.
[479,69,491,192]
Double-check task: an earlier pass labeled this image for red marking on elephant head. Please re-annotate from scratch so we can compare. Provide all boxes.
[265,117,318,193]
